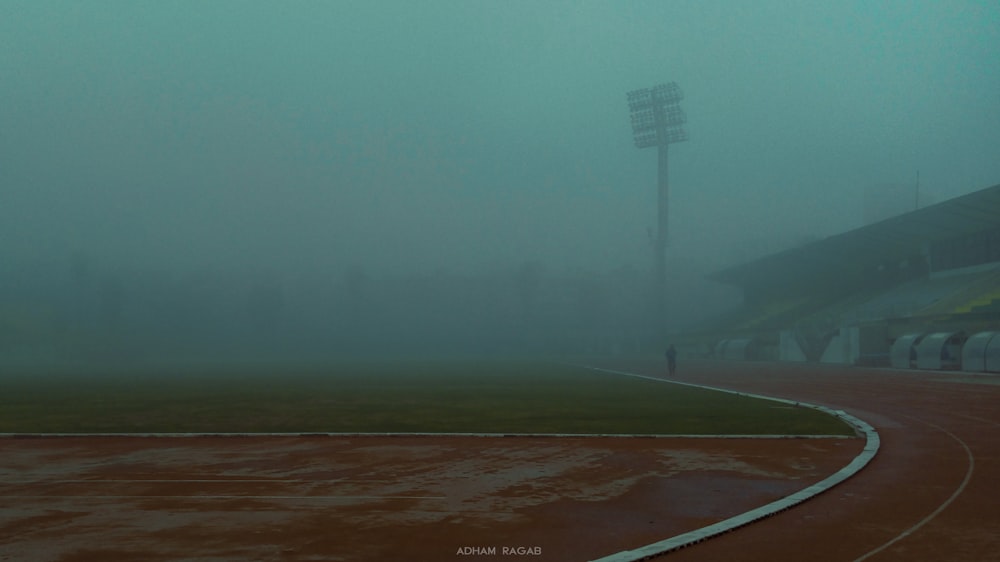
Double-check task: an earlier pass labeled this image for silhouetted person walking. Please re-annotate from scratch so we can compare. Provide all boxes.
[666,344,677,376]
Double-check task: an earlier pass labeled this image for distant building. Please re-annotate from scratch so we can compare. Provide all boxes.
[700,182,1000,367]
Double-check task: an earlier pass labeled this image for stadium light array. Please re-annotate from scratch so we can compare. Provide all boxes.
[627,82,688,149]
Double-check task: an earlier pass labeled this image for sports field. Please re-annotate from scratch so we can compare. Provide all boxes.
[0,360,852,435]
[1,360,884,561]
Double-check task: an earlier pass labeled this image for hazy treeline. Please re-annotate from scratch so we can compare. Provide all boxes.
[0,255,737,365]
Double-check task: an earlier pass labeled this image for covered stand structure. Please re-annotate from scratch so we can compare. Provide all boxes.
[891,333,924,369]
[963,331,1000,373]
[915,331,965,370]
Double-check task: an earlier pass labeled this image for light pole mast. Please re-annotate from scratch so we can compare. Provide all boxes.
[626,82,688,341]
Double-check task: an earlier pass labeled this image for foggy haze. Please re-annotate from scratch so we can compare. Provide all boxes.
[2,1,999,360]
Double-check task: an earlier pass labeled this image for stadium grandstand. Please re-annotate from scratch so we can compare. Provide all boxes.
[687,182,1000,373]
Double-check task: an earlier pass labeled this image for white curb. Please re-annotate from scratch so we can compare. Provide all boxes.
[583,367,880,562]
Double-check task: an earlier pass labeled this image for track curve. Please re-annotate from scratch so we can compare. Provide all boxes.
[592,359,999,562]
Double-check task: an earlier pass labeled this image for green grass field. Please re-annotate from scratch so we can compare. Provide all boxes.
[0,361,855,435]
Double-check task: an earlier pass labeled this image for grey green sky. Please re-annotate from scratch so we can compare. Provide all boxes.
[3,0,999,275]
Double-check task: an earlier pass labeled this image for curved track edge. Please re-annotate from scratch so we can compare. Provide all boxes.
[583,367,880,562]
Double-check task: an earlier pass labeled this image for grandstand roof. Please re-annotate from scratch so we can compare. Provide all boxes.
[710,183,1000,288]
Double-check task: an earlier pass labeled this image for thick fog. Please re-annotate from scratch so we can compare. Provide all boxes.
[3,1,999,361]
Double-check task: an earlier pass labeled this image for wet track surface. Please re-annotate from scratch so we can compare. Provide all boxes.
[2,359,995,561]
[594,359,999,562]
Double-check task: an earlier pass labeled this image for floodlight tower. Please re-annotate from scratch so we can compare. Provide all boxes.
[626,82,688,340]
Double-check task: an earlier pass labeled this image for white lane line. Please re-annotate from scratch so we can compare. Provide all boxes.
[953,413,999,427]
[4,495,448,500]
[852,419,975,562]
[0,431,846,438]
[0,479,376,484]
[0,478,439,486]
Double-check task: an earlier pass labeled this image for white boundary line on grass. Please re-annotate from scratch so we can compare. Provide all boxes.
[582,366,880,562]
[6,494,448,501]
[0,432,848,439]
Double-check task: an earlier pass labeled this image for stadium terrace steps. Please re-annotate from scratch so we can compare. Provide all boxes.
[850,272,992,320]
[968,298,1000,314]
[688,268,998,354]
[954,290,1000,314]
[734,298,810,331]
[918,271,1000,316]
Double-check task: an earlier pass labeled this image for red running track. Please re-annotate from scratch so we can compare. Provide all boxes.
[1,359,995,561]
[593,358,999,562]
